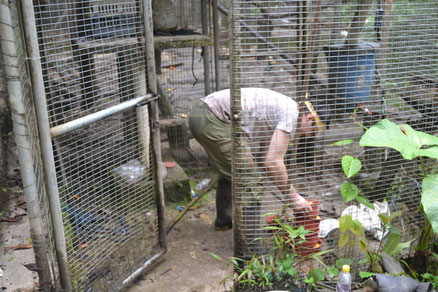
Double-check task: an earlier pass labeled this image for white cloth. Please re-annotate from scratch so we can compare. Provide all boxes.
[202,88,299,144]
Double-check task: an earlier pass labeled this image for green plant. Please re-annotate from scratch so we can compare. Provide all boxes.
[359,119,438,251]
[422,272,438,289]
[212,211,339,290]
[336,118,438,275]
[337,153,406,271]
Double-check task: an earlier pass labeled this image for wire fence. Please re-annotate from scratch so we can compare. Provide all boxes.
[229,0,438,273]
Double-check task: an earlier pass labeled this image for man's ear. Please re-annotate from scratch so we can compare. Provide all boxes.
[304,113,315,121]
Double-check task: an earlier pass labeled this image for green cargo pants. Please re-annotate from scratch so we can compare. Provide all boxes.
[189,100,263,254]
[189,100,232,182]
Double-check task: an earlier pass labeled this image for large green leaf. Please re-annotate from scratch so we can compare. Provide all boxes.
[327,267,339,278]
[422,175,438,235]
[309,268,325,282]
[359,237,367,254]
[350,219,364,236]
[333,139,354,146]
[342,155,362,178]
[339,215,352,232]
[383,233,401,255]
[356,195,375,210]
[340,182,359,202]
[360,271,375,279]
[339,233,349,248]
[391,239,414,257]
[335,258,353,269]
[359,119,438,160]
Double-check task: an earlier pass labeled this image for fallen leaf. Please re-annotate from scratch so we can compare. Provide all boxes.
[78,243,89,249]
[5,243,33,250]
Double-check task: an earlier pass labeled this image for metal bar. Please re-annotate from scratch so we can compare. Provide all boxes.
[121,248,166,286]
[143,0,167,251]
[17,0,72,289]
[201,0,212,95]
[50,94,153,138]
[0,1,54,290]
[212,0,221,91]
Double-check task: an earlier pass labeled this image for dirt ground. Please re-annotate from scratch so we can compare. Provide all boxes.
[123,140,235,292]
[125,191,235,292]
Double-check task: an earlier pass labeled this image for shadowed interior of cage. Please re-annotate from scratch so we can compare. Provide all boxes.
[230,0,437,270]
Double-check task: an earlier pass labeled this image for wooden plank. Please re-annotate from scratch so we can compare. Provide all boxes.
[76,34,212,51]
[154,35,212,50]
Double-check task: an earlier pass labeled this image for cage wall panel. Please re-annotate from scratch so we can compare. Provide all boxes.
[29,0,163,289]
[230,0,438,269]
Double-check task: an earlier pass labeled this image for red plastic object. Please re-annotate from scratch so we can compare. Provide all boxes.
[299,216,321,232]
[163,161,176,168]
[296,238,322,256]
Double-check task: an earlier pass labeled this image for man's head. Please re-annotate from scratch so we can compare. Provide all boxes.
[299,93,331,138]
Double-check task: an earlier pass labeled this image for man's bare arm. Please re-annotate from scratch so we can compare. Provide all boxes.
[265,129,311,213]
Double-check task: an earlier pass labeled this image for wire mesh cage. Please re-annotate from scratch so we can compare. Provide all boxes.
[2,0,166,289]
[229,0,438,276]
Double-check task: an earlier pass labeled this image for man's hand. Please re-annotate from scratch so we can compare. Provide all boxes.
[291,193,312,215]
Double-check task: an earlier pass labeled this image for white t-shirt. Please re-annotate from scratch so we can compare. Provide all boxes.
[202,88,298,144]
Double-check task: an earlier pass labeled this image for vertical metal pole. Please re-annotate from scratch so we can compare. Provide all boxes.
[18,0,73,290]
[201,0,212,95]
[143,0,167,250]
[212,0,221,91]
[0,0,53,290]
[229,0,244,259]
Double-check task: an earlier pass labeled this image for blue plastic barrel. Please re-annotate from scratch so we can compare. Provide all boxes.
[324,42,379,109]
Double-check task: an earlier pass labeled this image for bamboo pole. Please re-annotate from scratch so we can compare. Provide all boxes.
[0,0,57,290]
[143,0,167,251]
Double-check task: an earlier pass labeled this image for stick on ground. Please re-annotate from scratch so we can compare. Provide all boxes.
[166,177,218,234]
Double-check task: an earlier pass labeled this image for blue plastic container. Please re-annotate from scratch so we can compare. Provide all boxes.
[324,42,379,109]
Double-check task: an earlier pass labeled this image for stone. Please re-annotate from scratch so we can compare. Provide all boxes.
[162,157,191,203]
[381,252,405,275]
